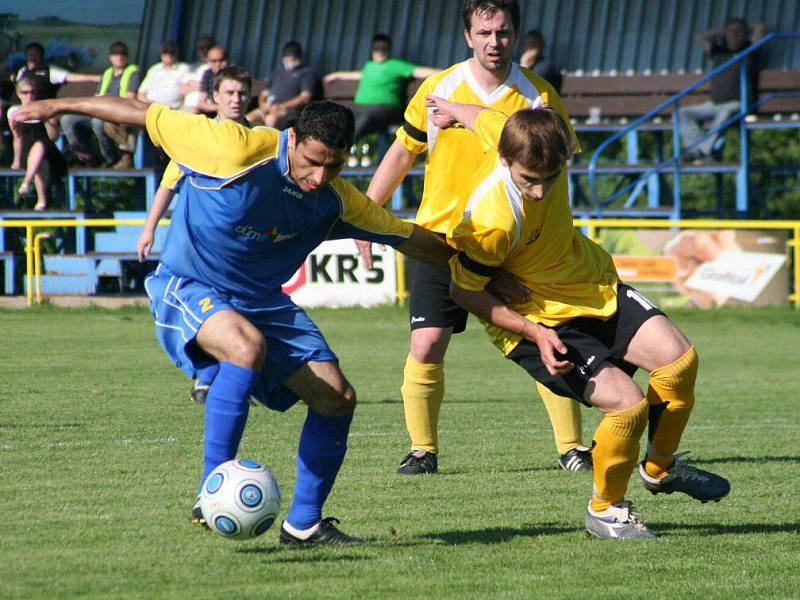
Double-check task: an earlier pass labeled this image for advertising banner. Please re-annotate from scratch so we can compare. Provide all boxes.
[282,239,397,308]
[599,229,789,308]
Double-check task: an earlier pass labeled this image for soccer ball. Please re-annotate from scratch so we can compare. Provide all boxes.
[199,458,281,540]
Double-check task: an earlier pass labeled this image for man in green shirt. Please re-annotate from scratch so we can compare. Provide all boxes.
[324,34,438,140]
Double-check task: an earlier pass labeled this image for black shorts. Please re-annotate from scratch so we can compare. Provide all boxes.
[506,284,665,405]
[408,259,469,333]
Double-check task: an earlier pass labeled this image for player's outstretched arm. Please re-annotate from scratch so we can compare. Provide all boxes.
[11,96,149,127]
[449,281,574,376]
[394,225,455,271]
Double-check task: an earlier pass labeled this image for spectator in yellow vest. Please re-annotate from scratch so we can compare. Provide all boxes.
[60,41,141,168]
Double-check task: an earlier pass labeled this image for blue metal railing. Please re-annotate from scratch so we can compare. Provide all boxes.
[587,32,800,219]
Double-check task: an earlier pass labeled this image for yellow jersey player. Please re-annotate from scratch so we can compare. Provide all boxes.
[360,0,591,475]
[427,95,730,539]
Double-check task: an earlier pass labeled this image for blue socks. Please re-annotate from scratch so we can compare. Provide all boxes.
[286,408,352,530]
[201,361,257,486]
[197,363,220,387]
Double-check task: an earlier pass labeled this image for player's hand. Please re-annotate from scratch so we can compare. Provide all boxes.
[520,48,539,69]
[527,325,573,376]
[355,239,385,270]
[10,99,58,124]
[425,95,457,129]
[487,269,531,304]
[137,230,154,263]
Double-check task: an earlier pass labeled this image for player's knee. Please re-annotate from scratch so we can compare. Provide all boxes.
[227,331,266,371]
[409,331,448,363]
[650,345,699,404]
[322,385,357,417]
[586,363,644,413]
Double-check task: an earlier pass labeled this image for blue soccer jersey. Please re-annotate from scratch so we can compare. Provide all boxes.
[145,104,413,300]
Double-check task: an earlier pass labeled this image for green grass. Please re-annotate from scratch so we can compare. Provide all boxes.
[2,305,799,599]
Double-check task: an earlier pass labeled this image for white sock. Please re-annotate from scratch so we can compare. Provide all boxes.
[282,520,320,540]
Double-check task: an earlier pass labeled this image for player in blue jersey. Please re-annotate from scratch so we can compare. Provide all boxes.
[14,96,455,546]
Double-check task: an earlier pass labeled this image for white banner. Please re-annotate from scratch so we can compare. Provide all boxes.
[282,239,397,307]
[684,251,786,303]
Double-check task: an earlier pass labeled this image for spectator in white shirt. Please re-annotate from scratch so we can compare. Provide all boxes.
[137,42,190,109]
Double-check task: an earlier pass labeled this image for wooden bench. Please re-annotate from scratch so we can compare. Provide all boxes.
[323,78,422,109]
[560,69,800,125]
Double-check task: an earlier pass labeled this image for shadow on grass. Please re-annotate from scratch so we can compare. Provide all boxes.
[0,422,83,429]
[419,522,580,544]
[235,546,374,563]
[653,522,800,536]
[370,397,517,405]
[686,455,800,465]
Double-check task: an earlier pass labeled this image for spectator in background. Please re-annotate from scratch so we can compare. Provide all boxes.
[323,34,438,140]
[60,42,141,168]
[14,42,101,140]
[180,35,216,113]
[8,76,66,210]
[195,46,229,114]
[519,30,562,92]
[247,41,318,129]
[137,42,190,109]
[679,18,766,162]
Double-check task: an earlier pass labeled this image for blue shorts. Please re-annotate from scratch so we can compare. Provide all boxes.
[144,264,337,412]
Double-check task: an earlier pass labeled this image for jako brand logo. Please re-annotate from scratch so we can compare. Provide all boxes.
[235,224,298,243]
[282,186,304,199]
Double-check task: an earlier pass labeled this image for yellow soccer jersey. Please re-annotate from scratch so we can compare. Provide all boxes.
[146,104,280,178]
[160,160,183,190]
[447,110,618,355]
[397,60,577,234]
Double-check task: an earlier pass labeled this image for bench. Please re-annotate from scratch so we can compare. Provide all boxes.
[560,69,800,126]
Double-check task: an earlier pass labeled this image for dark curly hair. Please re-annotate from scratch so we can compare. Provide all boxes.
[294,101,354,150]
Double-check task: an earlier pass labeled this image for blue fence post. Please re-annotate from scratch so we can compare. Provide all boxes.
[671,99,682,220]
[737,59,751,214]
[67,174,77,211]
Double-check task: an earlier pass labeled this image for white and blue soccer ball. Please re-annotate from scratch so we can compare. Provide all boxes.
[199,458,281,540]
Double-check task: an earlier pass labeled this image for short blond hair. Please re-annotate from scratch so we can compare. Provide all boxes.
[498,107,577,173]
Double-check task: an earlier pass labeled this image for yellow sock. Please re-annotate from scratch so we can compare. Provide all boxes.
[400,354,444,454]
[644,346,698,479]
[590,399,648,512]
[536,382,583,455]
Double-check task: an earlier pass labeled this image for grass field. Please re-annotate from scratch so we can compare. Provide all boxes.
[2,305,799,599]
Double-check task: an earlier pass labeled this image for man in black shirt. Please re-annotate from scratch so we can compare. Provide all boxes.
[246,41,318,129]
[679,18,766,162]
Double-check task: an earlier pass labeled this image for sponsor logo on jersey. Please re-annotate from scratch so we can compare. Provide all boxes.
[235,224,298,243]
